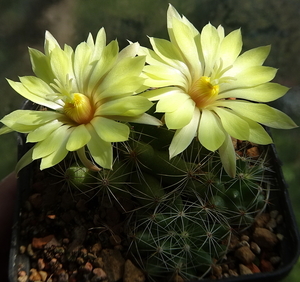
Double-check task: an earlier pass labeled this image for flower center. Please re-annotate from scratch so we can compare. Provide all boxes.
[63,93,94,124]
[189,76,219,109]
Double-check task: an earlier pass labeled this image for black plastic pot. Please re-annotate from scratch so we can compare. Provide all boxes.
[8,101,300,282]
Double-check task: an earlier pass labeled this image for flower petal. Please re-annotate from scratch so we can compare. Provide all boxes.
[142,64,188,89]
[73,42,92,93]
[98,76,145,99]
[220,29,242,67]
[86,124,113,169]
[7,79,60,110]
[221,66,277,92]
[243,117,273,144]
[156,92,190,112]
[226,45,271,77]
[88,40,119,93]
[98,56,145,99]
[27,120,64,142]
[32,125,70,159]
[40,142,69,170]
[213,107,250,140]
[198,110,225,151]
[116,113,162,126]
[201,23,221,76]
[165,98,195,129]
[98,96,153,117]
[15,146,35,174]
[1,110,60,133]
[50,46,74,87]
[218,133,236,178]
[140,87,182,101]
[167,4,184,42]
[138,45,169,67]
[218,83,289,102]
[0,126,13,135]
[117,41,140,62]
[89,27,106,61]
[66,124,91,151]
[219,101,297,129]
[19,76,55,99]
[149,37,188,71]
[29,48,54,84]
[44,31,61,56]
[91,117,129,142]
[169,107,200,158]
[171,17,202,80]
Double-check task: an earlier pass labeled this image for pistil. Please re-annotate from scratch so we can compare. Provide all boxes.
[64,93,94,124]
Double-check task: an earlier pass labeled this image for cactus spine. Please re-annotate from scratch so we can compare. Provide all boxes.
[56,122,271,281]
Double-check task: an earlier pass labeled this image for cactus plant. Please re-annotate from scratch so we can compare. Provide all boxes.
[0,3,297,282]
[123,124,271,280]
[47,123,272,281]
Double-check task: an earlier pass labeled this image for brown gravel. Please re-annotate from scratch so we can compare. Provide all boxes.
[15,162,284,282]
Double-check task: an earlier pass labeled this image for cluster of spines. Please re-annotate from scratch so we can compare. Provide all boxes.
[54,122,271,280]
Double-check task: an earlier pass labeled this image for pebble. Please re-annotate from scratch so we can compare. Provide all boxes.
[81,248,88,257]
[29,269,42,282]
[245,263,261,273]
[270,256,281,265]
[77,257,85,265]
[211,264,223,279]
[94,257,105,268]
[277,233,284,241]
[250,241,261,255]
[228,269,238,276]
[19,245,26,254]
[84,261,93,272]
[254,213,270,227]
[32,235,55,249]
[240,235,250,242]
[170,273,184,282]
[228,234,240,249]
[123,259,146,282]
[276,214,283,224]
[27,244,35,257]
[57,270,69,282]
[246,147,260,158]
[101,249,125,282]
[93,268,108,280]
[253,227,279,249]
[28,193,43,209]
[39,270,48,282]
[37,258,46,270]
[239,264,253,275]
[238,240,250,248]
[266,218,277,230]
[270,210,279,219]
[17,271,28,282]
[260,259,274,272]
[235,246,256,264]
[91,242,102,254]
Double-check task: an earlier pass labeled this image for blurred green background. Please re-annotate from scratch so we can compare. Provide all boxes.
[0,0,299,280]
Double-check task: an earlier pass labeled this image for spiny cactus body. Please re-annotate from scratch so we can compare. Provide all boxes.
[56,122,271,281]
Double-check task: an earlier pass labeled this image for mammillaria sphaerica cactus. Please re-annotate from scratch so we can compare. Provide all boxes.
[0,4,297,281]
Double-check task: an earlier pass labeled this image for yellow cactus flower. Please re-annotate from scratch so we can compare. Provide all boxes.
[0,29,161,172]
[139,4,297,177]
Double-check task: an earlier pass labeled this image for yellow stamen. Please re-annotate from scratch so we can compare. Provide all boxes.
[189,76,219,109]
[64,93,94,124]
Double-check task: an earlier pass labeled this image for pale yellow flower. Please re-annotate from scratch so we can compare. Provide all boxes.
[0,29,161,172]
[139,5,297,176]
